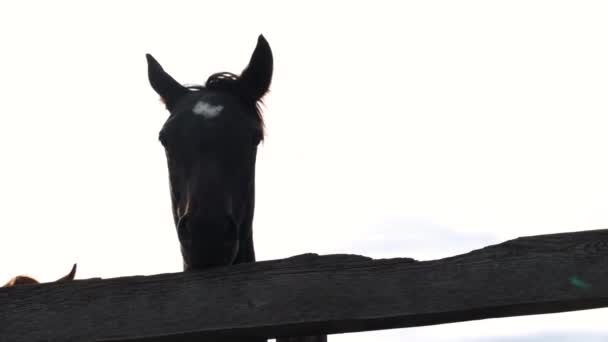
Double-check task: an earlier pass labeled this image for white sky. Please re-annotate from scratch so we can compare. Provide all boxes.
[1,1,608,341]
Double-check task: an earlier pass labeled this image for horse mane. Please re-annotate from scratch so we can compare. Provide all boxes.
[3,275,39,287]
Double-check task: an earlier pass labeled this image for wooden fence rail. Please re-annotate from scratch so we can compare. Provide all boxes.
[2,229,608,342]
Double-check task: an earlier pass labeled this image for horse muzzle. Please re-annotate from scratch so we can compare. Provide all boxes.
[177,214,240,270]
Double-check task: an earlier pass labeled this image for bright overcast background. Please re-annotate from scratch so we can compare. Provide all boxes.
[1,1,608,341]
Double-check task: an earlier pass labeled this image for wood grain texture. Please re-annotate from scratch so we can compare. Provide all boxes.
[2,229,608,342]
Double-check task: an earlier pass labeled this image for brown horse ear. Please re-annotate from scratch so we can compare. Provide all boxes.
[55,263,77,282]
[239,35,273,101]
[146,54,189,110]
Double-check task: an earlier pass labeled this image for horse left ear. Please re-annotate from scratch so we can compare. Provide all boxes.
[146,54,188,110]
[239,35,274,101]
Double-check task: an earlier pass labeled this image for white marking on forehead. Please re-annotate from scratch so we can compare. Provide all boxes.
[192,101,224,119]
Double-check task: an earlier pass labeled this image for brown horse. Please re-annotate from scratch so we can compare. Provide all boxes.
[2,263,77,287]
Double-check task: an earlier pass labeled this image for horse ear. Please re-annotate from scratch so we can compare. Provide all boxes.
[55,263,77,282]
[146,54,188,109]
[239,35,273,101]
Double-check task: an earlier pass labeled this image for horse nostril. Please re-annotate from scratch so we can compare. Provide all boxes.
[177,214,192,241]
[225,215,238,240]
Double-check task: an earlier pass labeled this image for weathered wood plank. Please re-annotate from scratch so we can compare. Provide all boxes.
[2,229,608,342]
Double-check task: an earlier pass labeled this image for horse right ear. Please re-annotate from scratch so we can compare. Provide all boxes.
[146,54,188,110]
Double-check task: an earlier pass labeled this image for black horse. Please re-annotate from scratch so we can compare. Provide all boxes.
[146,35,272,271]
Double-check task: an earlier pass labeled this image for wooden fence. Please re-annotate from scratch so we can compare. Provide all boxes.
[2,229,608,341]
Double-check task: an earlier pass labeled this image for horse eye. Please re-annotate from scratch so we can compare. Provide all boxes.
[158,132,168,147]
[253,131,263,145]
